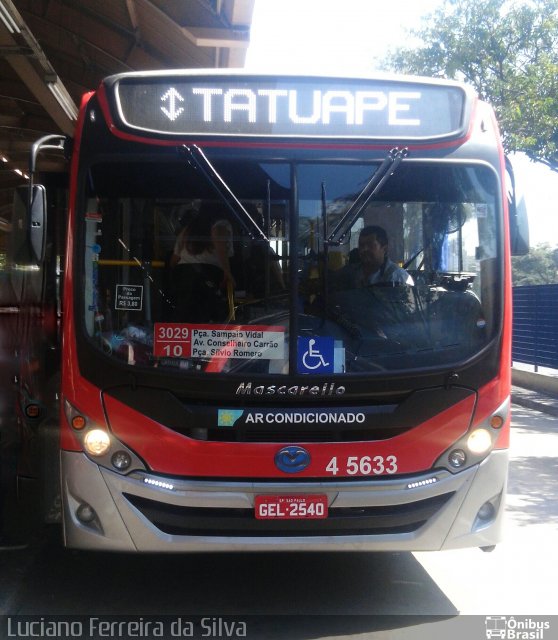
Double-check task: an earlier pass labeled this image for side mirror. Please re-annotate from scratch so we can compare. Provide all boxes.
[510,191,529,256]
[25,134,67,263]
[12,185,47,265]
[505,157,529,256]
[29,184,47,263]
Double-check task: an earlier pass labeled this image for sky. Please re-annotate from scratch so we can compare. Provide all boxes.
[244,0,558,248]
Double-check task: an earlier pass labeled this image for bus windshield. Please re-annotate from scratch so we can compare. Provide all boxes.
[81,156,501,376]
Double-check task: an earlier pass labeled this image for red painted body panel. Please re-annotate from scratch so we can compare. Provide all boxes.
[101,391,476,478]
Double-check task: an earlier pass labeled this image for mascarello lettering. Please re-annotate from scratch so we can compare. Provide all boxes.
[235,382,346,396]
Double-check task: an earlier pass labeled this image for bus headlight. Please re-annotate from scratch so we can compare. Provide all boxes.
[435,398,510,473]
[64,399,146,473]
[448,449,467,468]
[467,428,492,455]
[83,429,111,456]
[111,451,132,470]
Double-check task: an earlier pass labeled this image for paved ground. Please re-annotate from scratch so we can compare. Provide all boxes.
[512,384,558,417]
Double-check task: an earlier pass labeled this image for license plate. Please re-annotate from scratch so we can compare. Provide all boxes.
[255,495,328,520]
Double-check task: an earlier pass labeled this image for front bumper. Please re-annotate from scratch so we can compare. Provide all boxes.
[61,449,508,552]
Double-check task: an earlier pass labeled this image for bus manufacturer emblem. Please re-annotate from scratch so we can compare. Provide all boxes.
[274,446,311,474]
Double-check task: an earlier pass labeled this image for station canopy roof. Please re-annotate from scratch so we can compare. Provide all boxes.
[0,0,254,218]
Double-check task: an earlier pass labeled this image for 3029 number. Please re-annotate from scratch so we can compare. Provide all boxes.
[325,455,398,476]
[157,326,189,340]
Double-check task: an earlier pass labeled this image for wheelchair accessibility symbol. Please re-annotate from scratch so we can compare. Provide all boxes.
[297,337,335,374]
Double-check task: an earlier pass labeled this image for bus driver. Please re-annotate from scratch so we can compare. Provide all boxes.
[335,225,414,288]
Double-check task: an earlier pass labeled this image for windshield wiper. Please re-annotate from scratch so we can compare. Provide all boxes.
[326,147,409,246]
[180,144,268,241]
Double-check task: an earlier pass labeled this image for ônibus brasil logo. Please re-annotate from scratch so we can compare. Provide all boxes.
[485,616,550,640]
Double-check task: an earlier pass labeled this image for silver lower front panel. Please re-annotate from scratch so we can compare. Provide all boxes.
[61,450,508,552]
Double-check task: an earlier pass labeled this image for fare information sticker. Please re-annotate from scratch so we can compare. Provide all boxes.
[115,284,143,311]
[154,323,285,360]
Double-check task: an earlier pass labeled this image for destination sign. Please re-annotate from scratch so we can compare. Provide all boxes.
[109,75,469,140]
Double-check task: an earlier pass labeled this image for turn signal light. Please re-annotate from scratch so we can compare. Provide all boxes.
[71,415,86,430]
[25,403,40,419]
[490,415,504,429]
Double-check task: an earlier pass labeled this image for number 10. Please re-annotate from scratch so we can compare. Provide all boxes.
[163,344,183,357]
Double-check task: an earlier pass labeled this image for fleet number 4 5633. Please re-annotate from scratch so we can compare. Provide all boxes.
[325,455,398,476]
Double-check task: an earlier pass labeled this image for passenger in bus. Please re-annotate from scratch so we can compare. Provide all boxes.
[248,243,286,298]
[169,207,198,268]
[171,204,234,283]
[170,203,234,322]
[231,204,286,298]
[334,225,414,288]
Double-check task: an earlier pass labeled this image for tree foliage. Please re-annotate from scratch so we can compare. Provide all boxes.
[512,244,558,286]
[382,0,558,170]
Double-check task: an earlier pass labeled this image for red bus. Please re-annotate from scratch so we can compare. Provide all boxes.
[7,71,529,551]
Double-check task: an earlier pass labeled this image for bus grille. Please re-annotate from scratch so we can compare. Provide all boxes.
[123,492,455,537]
